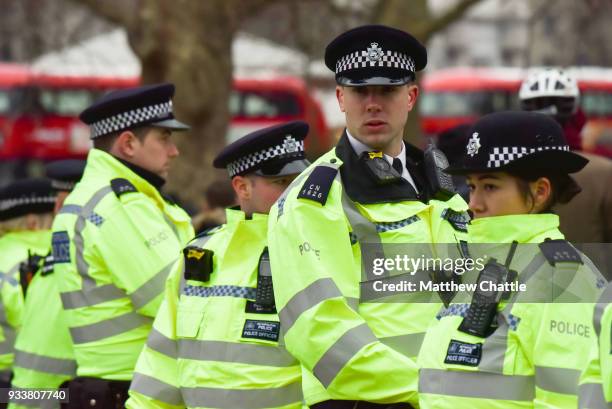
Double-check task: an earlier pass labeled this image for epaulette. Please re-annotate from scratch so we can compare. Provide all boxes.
[441,208,470,232]
[539,239,583,266]
[297,165,338,206]
[110,178,138,198]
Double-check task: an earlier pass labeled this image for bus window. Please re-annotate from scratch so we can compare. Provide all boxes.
[231,90,301,119]
[582,91,612,118]
[39,89,98,116]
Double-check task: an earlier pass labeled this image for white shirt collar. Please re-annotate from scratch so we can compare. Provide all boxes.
[345,129,417,192]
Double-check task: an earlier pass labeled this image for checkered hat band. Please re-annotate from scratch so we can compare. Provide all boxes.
[90,100,173,138]
[227,140,305,177]
[486,145,570,168]
[0,196,56,212]
[335,50,415,74]
[51,180,76,191]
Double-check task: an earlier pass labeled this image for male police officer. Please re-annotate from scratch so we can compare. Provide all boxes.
[126,121,310,409]
[9,160,85,409]
[0,179,55,405]
[267,25,469,407]
[51,84,194,407]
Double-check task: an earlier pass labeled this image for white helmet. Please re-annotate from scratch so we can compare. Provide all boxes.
[519,68,579,100]
[519,68,580,118]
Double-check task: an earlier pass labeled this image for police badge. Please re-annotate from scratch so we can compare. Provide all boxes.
[466,132,481,157]
[282,135,298,153]
[366,42,384,62]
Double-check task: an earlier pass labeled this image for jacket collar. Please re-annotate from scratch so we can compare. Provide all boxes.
[334,130,429,204]
[469,213,563,244]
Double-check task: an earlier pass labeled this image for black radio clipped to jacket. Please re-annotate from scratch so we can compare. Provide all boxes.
[458,258,515,338]
[423,139,455,201]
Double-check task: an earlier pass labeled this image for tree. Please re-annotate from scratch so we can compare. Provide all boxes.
[75,0,279,204]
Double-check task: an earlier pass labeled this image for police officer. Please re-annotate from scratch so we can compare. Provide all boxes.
[0,178,56,407]
[126,121,310,408]
[51,84,194,408]
[267,25,469,407]
[418,111,606,409]
[8,160,85,409]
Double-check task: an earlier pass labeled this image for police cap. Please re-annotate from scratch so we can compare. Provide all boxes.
[79,83,190,139]
[45,159,86,192]
[325,24,427,86]
[214,121,310,177]
[445,111,588,175]
[0,178,55,221]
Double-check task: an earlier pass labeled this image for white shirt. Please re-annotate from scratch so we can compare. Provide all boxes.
[346,129,418,192]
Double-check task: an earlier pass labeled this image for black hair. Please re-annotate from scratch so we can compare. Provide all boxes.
[92,126,151,151]
[508,169,581,213]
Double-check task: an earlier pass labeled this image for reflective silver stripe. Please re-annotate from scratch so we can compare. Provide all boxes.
[58,204,82,215]
[146,328,177,359]
[181,382,302,409]
[130,372,183,406]
[594,284,612,337]
[0,264,18,356]
[73,186,113,289]
[60,284,125,309]
[14,350,76,376]
[419,368,535,401]
[341,190,386,281]
[479,252,548,373]
[380,332,425,358]
[0,340,14,355]
[178,339,296,367]
[578,383,610,409]
[69,312,152,344]
[535,365,580,395]
[162,213,180,241]
[279,278,343,334]
[130,260,175,310]
[313,323,377,387]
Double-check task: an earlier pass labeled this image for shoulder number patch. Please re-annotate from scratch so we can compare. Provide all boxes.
[442,208,470,233]
[110,178,138,198]
[242,319,280,342]
[51,231,71,264]
[297,166,337,205]
[444,339,482,367]
[539,239,583,266]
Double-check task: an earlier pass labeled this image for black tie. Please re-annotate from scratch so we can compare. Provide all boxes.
[392,158,403,175]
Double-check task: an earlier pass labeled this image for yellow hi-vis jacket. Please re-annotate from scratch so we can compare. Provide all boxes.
[418,214,607,409]
[579,283,612,409]
[267,139,469,406]
[0,230,50,380]
[127,209,303,409]
[51,149,193,380]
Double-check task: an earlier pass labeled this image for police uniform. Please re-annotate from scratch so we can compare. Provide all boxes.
[127,121,310,409]
[0,179,55,402]
[51,84,194,408]
[417,111,607,409]
[8,161,85,409]
[267,25,469,407]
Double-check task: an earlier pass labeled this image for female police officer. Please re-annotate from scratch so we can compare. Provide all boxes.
[417,111,607,409]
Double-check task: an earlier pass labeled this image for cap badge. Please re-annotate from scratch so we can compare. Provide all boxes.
[283,135,298,153]
[467,132,481,157]
[366,42,384,62]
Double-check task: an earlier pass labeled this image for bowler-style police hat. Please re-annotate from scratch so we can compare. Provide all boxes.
[0,178,56,221]
[45,160,86,192]
[325,25,427,86]
[214,121,310,177]
[79,83,190,139]
[445,111,588,175]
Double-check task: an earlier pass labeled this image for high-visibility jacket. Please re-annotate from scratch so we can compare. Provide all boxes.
[51,149,193,380]
[0,230,50,379]
[267,133,469,406]
[126,209,303,409]
[8,251,74,409]
[418,214,607,409]
[579,283,612,409]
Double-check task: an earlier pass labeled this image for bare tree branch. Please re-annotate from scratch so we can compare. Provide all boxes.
[422,0,483,40]
[72,0,137,29]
